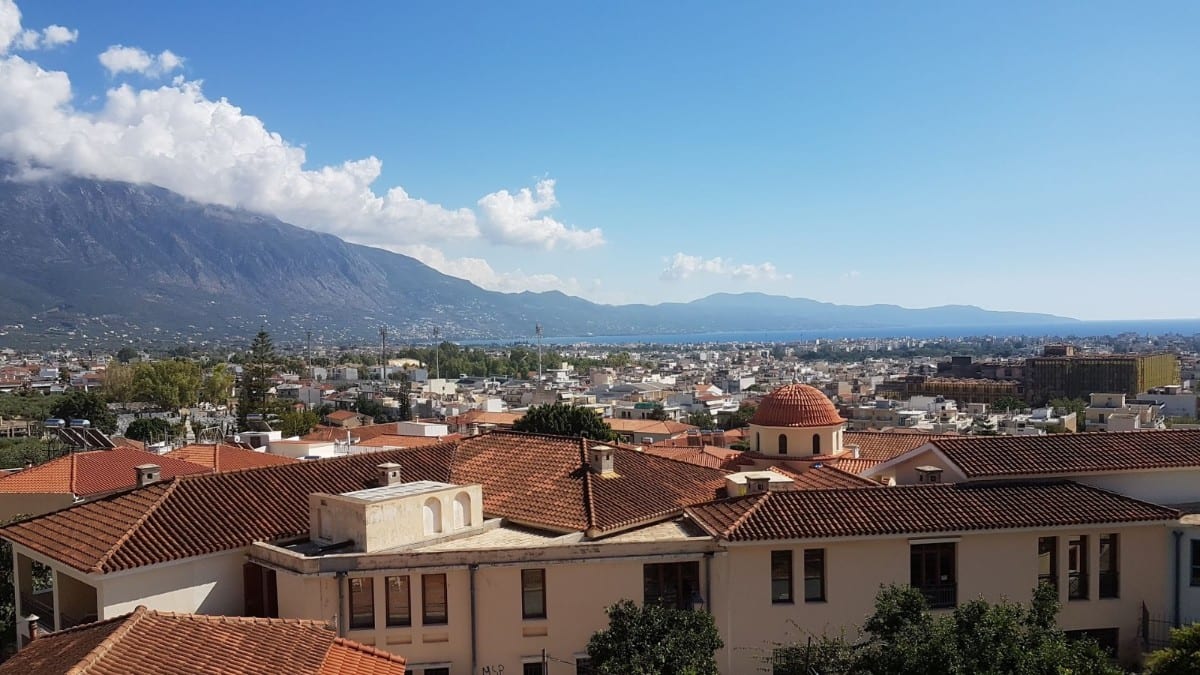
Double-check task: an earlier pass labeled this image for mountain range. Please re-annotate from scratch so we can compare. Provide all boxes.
[0,168,1075,345]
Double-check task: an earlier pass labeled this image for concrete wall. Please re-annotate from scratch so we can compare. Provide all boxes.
[98,550,246,619]
[0,493,76,523]
[1075,469,1200,506]
[878,448,967,485]
[749,423,844,458]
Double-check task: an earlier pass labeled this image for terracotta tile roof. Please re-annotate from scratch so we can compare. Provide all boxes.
[827,457,883,475]
[1,432,727,573]
[325,410,359,422]
[750,384,845,427]
[445,410,522,427]
[448,432,727,535]
[110,437,145,451]
[686,480,1179,542]
[0,606,405,675]
[641,445,741,470]
[302,423,399,443]
[164,443,299,471]
[356,433,461,449]
[0,448,211,497]
[768,465,880,490]
[606,419,697,436]
[927,430,1200,478]
[843,431,940,461]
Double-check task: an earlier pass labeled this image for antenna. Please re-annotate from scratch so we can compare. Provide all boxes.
[536,322,544,382]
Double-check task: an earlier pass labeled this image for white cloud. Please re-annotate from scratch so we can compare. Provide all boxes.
[99,45,183,77]
[0,1,75,53]
[660,253,791,282]
[400,244,596,296]
[477,179,605,249]
[840,269,861,281]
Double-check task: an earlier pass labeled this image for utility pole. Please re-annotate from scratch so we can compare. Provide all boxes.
[379,326,387,383]
[432,327,440,380]
[536,322,543,382]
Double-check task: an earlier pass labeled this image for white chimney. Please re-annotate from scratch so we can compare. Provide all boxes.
[377,462,402,487]
[135,464,161,488]
[588,444,614,475]
[746,475,770,494]
[915,465,943,484]
[847,444,861,459]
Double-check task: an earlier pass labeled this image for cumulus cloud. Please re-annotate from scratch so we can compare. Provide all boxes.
[99,45,183,77]
[660,253,791,282]
[400,244,596,296]
[477,179,605,250]
[0,1,75,53]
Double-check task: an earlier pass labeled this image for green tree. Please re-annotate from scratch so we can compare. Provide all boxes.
[123,417,174,443]
[721,404,756,430]
[1146,622,1200,675]
[115,346,138,363]
[1049,397,1088,417]
[788,584,1121,675]
[238,331,277,429]
[513,403,615,441]
[278,409,320,438]
[355,394,386,423]
[687,411,715,429]
[102,361,136,404]
[132,360,202,410]
[972,417,999,436]
[587,599,723,675]
[49,391,116,434]
[992,396,1025,413]
[200,364,235,407]
[647,404,669,421]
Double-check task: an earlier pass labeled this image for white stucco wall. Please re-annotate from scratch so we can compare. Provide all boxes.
[98,550,246,619]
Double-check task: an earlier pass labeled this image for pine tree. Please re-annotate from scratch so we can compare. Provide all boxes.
[237,331,277,430]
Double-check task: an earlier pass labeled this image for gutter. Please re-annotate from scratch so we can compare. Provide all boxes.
[1174,530,1183,627]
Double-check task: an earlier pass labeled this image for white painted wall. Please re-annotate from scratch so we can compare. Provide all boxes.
[1075,470,1200,506]
[98,550,246,619]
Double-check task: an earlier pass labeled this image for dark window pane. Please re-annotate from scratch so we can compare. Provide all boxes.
[425,669,450,675]
[643,562,700,609]
[1192,540,1200,587]
[523,663,546,675]
[771,550,793,603]
[522,568,546,619]
[1038,537,1058,589]
[386,576,410,627]
[575,657,593,675]
[804,549,825,602]
[349,577,374,630]
[422,573,448,625]
[1068,536,1089,600]
[1099,534,1119,598]
[910,543,956,608]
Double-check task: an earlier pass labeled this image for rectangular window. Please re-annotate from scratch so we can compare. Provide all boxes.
[575,657,593,675]
[771,550,793,603]
[522,568,546,619]
[348,577,374,630]
[422,573,448,625]
[1192,540,1200,586]
[910,542,956,608]
[1038,537,1058,590]
[804,549,826,602]
[523,663,546,675]
[643,561,700,610]
[385,575,410,627]
[1099,534,1119,598]
[424,669,450,675]
[1068,535,1089,600]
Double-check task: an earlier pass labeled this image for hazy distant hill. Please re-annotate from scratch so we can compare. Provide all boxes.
[0,170,1075,344]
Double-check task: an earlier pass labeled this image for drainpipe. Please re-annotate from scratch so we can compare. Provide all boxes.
[1173,530,1183,628]
[335,571,347,637]
[469,564,479,675]
[703,552,713,613]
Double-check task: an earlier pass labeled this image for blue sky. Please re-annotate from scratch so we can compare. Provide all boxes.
[5,1,1199,319]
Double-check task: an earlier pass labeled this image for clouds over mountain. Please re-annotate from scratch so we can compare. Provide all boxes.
[661,252,790,282]
[0,0,602,289]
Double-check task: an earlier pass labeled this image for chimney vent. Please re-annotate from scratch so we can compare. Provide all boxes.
[377,462,402,487]
[135,464,161,488]
[915,465,943,484]
[746,475,770,494]
[587,444,614,474]
[847,444,861,459]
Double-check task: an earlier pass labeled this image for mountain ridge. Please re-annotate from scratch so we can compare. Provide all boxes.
[0,169,1076,344]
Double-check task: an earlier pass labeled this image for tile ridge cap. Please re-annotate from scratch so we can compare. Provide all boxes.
[92,480,180,573]
[724,492,771,538]
[65,606,148,675]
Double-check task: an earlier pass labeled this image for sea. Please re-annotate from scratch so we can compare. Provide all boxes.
[461,319,1200,347]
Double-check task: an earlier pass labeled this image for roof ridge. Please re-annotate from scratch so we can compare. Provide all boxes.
[723,491,771,538]
[328,636,408,664]
[65,605,149,675]
[91,480,180,573]
[69,451,78,496]
[580,438,599,531]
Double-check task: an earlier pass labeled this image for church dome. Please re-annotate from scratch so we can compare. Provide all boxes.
[750,384,845,428]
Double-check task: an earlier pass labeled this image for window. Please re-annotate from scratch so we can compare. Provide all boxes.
[1068,535,1088,600]
[522,568,546,619]
[812,433,820,455]
[910,542,956,608]
[422,573,448,625]
[1099,534,1119,598]
[1038,537,1058,590]
[349,577,374,630]
[386,576,410,627]
[804,549,826,602]
[575,657,593,674]
[523,663,547,675]
[1192,540,1200,586]
[423,498,443,535]
[770,550,793,603]
[778,434,788,454]
[643,561,700,609]
[424,669,450,675]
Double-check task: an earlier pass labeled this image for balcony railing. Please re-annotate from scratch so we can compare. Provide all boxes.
[915,583,957,609]
[1068,572,1089,600]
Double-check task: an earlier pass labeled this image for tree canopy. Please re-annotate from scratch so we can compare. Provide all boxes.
[1145,623,1200,675]
[49,391,116,434]
[720,404,756,430]
[992,396,1025,413]
[587,599,723,675]
[512,403,615,440]
[774,584,1120,675]
[123,417,174,443]
[131,359,202,410]
[238,331,277,429]
[687,410,716,429]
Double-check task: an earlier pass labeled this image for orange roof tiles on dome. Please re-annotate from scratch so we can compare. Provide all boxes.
[750,383,845,428]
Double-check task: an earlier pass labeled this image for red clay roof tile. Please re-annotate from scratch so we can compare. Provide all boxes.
[164,443,298,471]
[750,384,845,427]
[0,448,210,497]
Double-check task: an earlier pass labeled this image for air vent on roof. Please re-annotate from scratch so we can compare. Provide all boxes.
[588,444,614,475]
[135,464,161,488]
[377,462,402,487]
[915,465,943,484]
[746,476,770,494]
